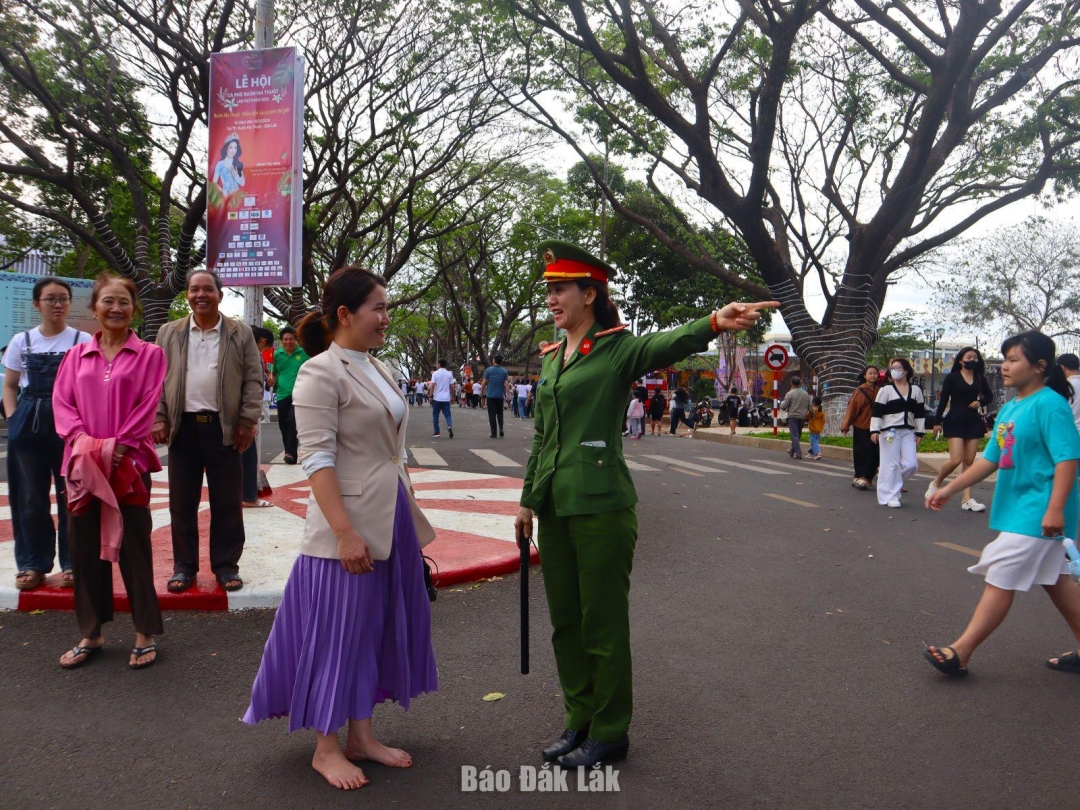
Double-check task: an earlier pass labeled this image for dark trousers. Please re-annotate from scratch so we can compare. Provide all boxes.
[487,397,505,435]
[276,395,298,458]
[168,415,245,578]
[669,407,694,433]
[432,400,452,434]
[852,427,880,481]
[69,474,162,639]
[241,441,259,502]
[788,417,806,458]
[7,403,70,573]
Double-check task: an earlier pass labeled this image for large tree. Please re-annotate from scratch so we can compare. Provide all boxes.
[0,0,530,337]
[934,216,1080,349]
[480,0,1080,416]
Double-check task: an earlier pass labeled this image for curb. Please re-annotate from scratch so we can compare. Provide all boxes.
[0,547,541,613]
[1,467,538,613]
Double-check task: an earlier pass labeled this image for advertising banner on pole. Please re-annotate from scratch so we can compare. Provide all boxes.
[207,47,304,287]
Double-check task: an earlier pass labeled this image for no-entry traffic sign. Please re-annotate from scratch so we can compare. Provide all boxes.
[764,343,789,371]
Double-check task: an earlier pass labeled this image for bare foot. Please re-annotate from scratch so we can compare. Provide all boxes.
[312,748,369,790]
[345,738,413,768]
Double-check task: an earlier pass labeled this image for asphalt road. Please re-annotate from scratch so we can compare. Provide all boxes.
[2,404,1080,809]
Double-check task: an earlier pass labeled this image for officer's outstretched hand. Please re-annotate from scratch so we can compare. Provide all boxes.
[715,301,781,331]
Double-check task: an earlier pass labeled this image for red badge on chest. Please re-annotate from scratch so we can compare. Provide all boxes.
[580,340,593,355]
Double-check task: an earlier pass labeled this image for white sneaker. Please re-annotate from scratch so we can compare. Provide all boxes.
[925,481,938,499]
[886,499,902,508]
[962,498,986,512]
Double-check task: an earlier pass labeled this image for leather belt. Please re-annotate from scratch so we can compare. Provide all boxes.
[184,411,220,424]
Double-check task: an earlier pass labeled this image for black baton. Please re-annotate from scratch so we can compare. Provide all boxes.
[518,525,530,674]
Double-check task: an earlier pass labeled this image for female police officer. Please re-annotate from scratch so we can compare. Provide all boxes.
[515,240,777,767]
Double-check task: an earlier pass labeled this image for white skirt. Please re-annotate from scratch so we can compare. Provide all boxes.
[967,532,1070,591]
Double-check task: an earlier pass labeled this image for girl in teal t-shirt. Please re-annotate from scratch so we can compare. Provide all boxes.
[923,331,1080,677]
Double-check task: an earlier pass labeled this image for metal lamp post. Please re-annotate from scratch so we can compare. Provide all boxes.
[924,327,945,409]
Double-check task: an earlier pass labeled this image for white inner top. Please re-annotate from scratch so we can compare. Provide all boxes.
[344,349,406,428]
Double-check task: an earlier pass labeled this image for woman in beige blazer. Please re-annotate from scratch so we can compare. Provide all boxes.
[244,266,437,791]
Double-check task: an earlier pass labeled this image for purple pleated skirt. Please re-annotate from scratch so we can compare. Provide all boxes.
[243,481,438,734]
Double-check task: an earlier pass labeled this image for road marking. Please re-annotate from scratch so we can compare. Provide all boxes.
[764,493,819,508]
[754,459,853,478]
[694,457,789,475]
[933,541,982,558]
[270,451,286,464]
[156,445,168,458]
[642,455,728,474]
[469,449,521,468]
[671,467,704,477]
[409,447,448,467]
[625,460,661,471]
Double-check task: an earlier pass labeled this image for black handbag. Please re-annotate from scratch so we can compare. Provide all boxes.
[422,555,439,602]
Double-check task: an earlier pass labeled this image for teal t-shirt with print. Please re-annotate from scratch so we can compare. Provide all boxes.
[981,386,1080,538]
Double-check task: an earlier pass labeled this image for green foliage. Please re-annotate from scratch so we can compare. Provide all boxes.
[692,378,716,401]
[870,311,931,368]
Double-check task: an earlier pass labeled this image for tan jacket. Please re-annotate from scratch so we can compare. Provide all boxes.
[155,315,264,445]
[295,343,435,560]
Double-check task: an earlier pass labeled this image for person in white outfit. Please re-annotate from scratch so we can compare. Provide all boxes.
[871,358,926,507]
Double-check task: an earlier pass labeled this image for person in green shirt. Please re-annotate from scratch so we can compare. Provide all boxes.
[515,239,777,768]
[269,326,310,464]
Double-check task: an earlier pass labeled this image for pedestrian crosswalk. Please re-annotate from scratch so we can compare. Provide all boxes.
[246,437,924,486]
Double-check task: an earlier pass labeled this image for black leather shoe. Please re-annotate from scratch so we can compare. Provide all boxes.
[542,728,587,762]
[556,736,629,768]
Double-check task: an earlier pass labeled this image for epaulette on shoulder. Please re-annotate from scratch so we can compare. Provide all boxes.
[594,324,629,338]
[539,341,561,356]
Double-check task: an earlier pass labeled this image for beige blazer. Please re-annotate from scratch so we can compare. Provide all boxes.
[294,342,435,560]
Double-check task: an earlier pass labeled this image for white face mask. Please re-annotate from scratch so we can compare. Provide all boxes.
[890,368,905,380]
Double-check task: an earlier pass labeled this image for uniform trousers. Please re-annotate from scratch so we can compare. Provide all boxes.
[168,415,245,578]
[876,428,918,505]
[69,474,163,639]
[537,507,638,742]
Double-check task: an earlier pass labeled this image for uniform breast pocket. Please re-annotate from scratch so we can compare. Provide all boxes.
[577,445,612,495]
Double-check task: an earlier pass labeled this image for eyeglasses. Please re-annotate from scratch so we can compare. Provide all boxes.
[39,296,72,306]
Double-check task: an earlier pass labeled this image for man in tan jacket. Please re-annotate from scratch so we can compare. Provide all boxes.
[152,270,264,592]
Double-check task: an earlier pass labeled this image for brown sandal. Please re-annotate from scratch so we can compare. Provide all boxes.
[15,571,44,590]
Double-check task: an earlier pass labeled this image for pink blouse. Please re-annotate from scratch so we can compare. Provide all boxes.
[53,330,167,477]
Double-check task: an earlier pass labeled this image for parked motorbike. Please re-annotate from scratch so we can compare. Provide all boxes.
[694,399,713,428]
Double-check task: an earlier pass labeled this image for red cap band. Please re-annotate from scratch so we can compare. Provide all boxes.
[543,257,610,285]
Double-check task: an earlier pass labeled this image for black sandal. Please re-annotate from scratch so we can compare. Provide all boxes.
[1046,650,1080,673]
[130,644,157,669]
[59,644,102,669]
[167,572,193,593]
[217,573,243,592]
[923,645,968,677]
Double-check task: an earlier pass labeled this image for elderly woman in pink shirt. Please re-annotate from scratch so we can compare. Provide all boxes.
[52,275,167,670]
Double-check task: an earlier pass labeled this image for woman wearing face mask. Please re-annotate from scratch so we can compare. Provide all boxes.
[840,366,880,490]
[926,348,994,512]
[870,358,926,507]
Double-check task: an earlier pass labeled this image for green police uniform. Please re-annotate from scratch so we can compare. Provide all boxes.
[522,240,720,745]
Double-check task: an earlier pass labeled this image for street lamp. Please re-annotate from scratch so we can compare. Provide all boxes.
[923,327,945,409]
